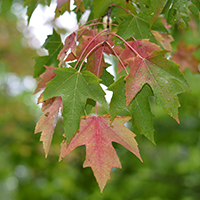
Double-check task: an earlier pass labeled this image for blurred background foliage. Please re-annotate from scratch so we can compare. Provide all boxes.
[1,0,200,200]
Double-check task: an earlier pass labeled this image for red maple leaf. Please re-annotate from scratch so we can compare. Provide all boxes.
[65,29,114,77]
[57,32,77,61]
[116,39,160,73]
[59,114,142,193]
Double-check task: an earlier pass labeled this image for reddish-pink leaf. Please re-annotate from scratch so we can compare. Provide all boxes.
[59,114,142,193]
[57,32,77,61]
[65,30,114,77]
[33,66,57,95]
[35,96,62,158]
[116,39,160,73]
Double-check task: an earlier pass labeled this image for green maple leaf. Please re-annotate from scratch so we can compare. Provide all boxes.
[128,84,155,143]
[92,0,123,18]
[108,76,155,143]
[43,67,108,142]
[33,29,63,78]
[116,0,167,43]
[116,13,167,43]
[136,0,167,25]
[107,76,126,121]
[100,67,114,87]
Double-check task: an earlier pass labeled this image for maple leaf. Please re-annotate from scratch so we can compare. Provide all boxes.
[57,32,77,61]
[65,32,114,77]
[33,66,57,94]
[55,0,85,18]
[124,39,189,121]
[59,114,142,193]
[108,76,155,143]
[92,0,122,18]
[55,0,71,18]
[135,0,167,25]
[151,30,174,52]
[74,0,85,12]
[24,0,40,24]
[33,29,63,78]
[116,39,160,73]
[35,96,62,158]
[172,40,199,73]
[116,7,167,43]
[43,67,108,142]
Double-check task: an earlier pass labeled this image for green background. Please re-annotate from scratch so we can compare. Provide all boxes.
[1,0,200,199]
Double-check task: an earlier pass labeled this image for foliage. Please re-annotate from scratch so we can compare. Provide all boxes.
[22,0,200,193]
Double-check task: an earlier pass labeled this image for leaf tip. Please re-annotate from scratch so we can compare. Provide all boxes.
[176,118,180,124]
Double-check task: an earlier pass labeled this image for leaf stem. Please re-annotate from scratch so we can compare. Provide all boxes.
[97,44,105,78]
[109,32,143,59]
[75,30,107,70]
[78,41,105,72]
[95,102,98,116]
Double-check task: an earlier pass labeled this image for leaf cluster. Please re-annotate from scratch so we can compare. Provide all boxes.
[26,0,200,193]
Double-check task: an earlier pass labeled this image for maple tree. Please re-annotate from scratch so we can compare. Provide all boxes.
[24,0,200,193]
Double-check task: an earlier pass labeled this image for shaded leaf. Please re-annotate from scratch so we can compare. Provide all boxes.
[59,114,142,193]
[107,76,126,121]
[128,84,155,143]
[100,67,114,87]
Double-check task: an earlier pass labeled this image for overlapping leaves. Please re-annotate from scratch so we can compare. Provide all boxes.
[31,0,192,193]
[43,67,108,142]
